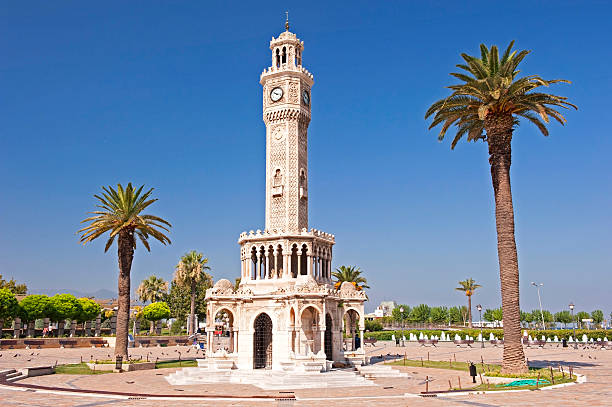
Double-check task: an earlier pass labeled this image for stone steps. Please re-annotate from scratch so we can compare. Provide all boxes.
[166,367,376,389]
[356,364,410,379]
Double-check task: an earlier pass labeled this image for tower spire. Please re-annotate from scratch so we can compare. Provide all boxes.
[285,11,289,31]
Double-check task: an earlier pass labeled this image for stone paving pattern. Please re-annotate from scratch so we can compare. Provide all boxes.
[1,341,611,406]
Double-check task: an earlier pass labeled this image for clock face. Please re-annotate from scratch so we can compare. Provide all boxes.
[270,87,283,102]
[302,90,310,106]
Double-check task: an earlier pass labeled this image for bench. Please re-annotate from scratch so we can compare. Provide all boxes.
[523,339,546,348]
[0,340,18,349]
[89,339,107,348]
[418,339,438,347]
[24,340,44,349]
[174,339,189,345]
[59,339,77,348]
[155,339,169,347]
[363,338,377,346]
[136,339,151,347]
[490,339,504,347]
[453,340,474,347]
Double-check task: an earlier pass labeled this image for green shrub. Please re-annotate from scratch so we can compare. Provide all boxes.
[365,320,383,331]
[363,328,612,341]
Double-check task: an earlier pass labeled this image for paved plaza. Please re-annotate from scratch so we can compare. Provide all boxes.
[1,341,611,406]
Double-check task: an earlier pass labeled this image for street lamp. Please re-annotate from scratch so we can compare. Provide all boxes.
[531,282,546,330]
[476,304,484,348]
[569,302,577,349]
[399,307,405,347]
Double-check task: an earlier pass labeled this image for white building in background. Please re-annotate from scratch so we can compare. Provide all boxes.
[374,301,397,318]
[204,20,366,371]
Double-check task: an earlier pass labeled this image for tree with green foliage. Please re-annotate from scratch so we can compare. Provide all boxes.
[448,306,462,324]
[50,294,82,337]
[426,41,576,374]
[142,301,171,334]
[137,275,168,304]
[391,305,411,322]
[173,251,212,335]
[332,266,370,291]
[409,304,431,323]
[365,319,383,332]
[136,275,168,333]
[19,295,53,336]
[79,183,172,357]
[430,306,449,324]
[555,310,573,328]
[492,308,503,324]
[591,310,604,327]
[575,311,590,329]
[0,288,20,335]
[0,274,27,295]
[166,279,208,331]
[77,298,101,323]
[455,278,481,328]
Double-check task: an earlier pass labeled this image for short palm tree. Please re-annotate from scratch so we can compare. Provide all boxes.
[332,265,369,291]
[426,42,576,373]
[174,251,212,335]
[79,183,171,357]
[455,278,481,328]
[137,275,168,334]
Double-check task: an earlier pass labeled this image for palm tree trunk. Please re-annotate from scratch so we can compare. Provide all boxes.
[486,113,528,374]
[149,320,154,335]
[189,280,196,335]
[467,295,473,328]
[115,230,135,358]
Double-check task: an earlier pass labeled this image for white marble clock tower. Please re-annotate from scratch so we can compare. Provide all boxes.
[203,20,366,372]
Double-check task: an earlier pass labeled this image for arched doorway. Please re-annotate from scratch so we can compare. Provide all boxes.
[253,313,272,369]
[324,313,333,361]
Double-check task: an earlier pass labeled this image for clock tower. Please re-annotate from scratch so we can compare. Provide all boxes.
[260,23,313,233]
[199,19,366,373]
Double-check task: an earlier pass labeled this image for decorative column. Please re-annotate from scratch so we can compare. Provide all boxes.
[283,253,290,278]
[320,324,325,354]
[233,328,239,353]
[273,248,279,278]
[297,252,302,276]
[359,329,365,350]
[256,251,261,280]
[306,253,312,277]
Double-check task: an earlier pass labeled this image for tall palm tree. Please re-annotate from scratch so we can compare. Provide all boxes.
[137,275,168,334]
[79,183,171,357]
[455,278,481,328]
[174,251,212,335]
[332,265,370,291]
[426,42,576,373]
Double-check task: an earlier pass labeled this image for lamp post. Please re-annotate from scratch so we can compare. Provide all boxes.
[476,304,484,348]
[531,282,546,330]
[399,307,405,346]
[569,302,577,349]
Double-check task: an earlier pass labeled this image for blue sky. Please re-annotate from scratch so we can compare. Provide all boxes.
[1,1,610,314]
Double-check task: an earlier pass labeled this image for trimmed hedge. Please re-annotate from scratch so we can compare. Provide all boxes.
[364,329,612,341]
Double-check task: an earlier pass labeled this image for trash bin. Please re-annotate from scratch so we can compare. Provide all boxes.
[396,339,400,346]
[562,338,568,348]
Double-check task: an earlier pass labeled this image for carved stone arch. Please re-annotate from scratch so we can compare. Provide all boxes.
[299,303,323,319]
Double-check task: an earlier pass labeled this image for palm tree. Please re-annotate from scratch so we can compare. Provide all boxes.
[455,278,481,328]
[137,275,168,334]
[79,183,171,357]
[173,251,212,335]
[425,42,576,373]
[332,265,370,291]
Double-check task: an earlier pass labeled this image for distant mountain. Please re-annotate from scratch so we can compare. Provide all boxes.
[29,287,117,299]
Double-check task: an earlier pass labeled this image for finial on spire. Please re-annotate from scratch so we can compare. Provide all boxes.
[285,11,289,31]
